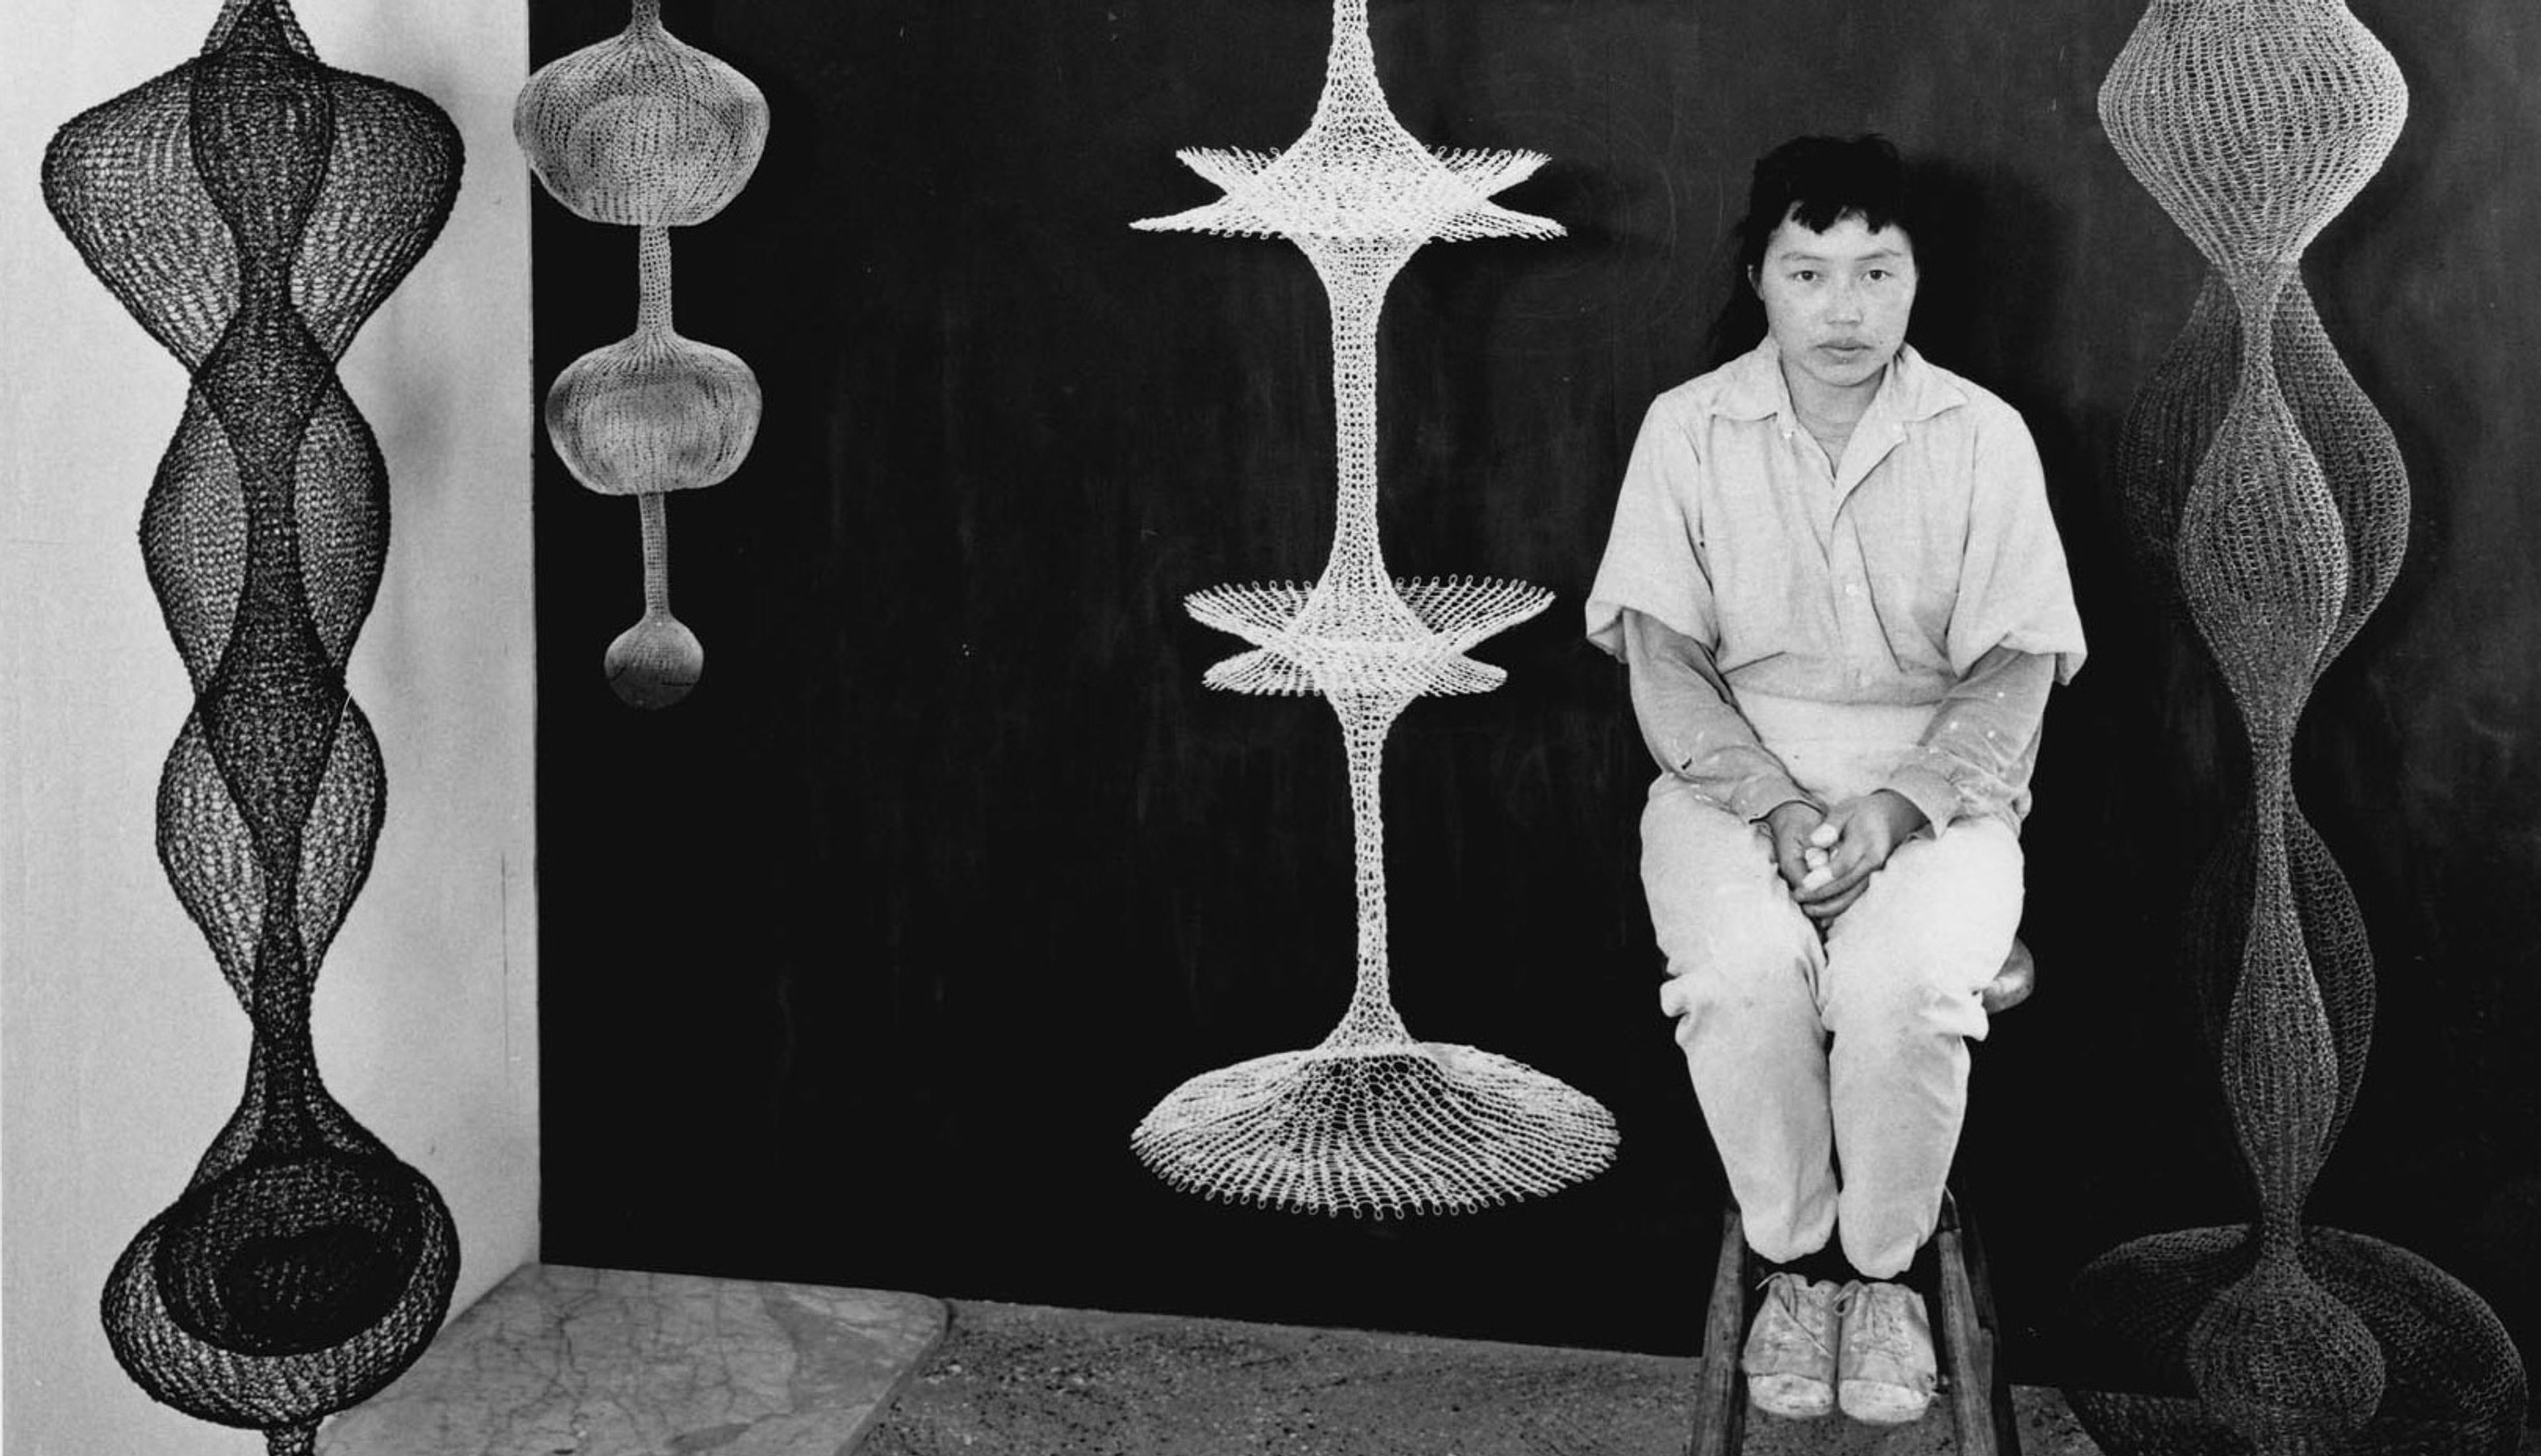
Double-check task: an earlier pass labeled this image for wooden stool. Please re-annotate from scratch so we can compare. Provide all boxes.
[1687,939,2034,1456]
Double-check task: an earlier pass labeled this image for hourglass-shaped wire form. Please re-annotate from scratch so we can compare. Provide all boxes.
[40,1,463,1449]
[1128,0,1619,1218]
[2069,3,2529,1452]
[515,0,768,708]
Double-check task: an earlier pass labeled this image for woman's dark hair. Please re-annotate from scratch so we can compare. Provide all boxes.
[1705,133,1926,366]
[1734,134,1919,277]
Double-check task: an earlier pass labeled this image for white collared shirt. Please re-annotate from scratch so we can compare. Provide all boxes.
[1585,339,2088,828]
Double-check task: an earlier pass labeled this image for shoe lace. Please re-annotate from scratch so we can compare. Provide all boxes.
[1758,1274,1835,1361]
[1839,1283,1910,1353]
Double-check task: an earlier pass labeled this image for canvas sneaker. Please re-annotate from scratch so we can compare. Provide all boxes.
[1836,1279,1938,1425]
[1741,1272,1839,1419]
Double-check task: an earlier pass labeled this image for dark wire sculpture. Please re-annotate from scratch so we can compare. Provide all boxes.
[39,1,464,1451]
[2071,3,2526,1452]
[1128,0,1619,1217]
[515,0,769,709]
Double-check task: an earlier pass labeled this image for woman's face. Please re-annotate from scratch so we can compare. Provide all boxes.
[1750,209,1918,403]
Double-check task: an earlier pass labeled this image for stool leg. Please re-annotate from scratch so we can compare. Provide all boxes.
[1689,1203,1750,1456]
[1934,1192,2020,1456]
[1958,1197,2024,1456]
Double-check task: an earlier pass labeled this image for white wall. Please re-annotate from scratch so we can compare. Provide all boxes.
[1,3,536,1452]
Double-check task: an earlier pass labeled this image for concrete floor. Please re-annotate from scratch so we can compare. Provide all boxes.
[860,1297,2107,1456]
[318,1263,2113,1456]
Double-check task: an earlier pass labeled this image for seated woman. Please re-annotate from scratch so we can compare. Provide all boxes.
[1584,134,2085,1424]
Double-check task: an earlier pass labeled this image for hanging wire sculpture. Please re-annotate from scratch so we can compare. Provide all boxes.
[515,0,768,708]
[2070,3,2527,1451]
[40,1,463,1450]
[1128,0,1619,1218]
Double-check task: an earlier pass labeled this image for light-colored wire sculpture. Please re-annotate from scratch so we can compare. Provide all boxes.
[2071,3,2528,1453]
[515,0,768,708]
[42,2,463,1449]
[1129,0,1619,1218]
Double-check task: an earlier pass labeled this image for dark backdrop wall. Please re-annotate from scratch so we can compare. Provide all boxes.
[531,0,2541,1383]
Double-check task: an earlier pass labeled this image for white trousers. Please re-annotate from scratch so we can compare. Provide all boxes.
[1640,694,2023,1279]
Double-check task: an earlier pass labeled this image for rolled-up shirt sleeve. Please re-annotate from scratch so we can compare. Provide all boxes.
[1585,397,1717,662]
[1623,610,1814,822]
[1946,404,2088,685]
[1885,393,2084,833]
[1883,645,2057,832]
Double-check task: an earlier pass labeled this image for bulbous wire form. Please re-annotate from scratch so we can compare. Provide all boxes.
[516,0,768,708]
[39,1,464,1449]
[512,0,766,228]
[2071,3,2528,1451]
[1129,0,1619,1218]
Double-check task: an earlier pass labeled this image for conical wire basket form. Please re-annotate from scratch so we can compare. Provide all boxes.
[1129,0,1619,1219]
[2069,3,2526,1451]
[40,1,464,1449]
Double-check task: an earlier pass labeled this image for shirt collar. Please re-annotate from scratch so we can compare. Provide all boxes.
[1708,337,1969,427]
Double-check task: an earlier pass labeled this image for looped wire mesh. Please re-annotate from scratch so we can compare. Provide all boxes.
[2073,3,2526,1451]
[1131,0,1558,249]
[1129,0,1617,1218]
[515,0,768,708]
[40,1,464,1448]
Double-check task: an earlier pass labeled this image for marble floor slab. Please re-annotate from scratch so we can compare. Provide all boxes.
[317,1263,946,1456]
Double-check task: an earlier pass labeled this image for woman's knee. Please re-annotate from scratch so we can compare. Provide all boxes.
[1822,834,2022,1039]
[1654,882,1820,1027]
[1821,958,1989,1048]
[1840,826,2022,967]
[1643,787,1820,1020]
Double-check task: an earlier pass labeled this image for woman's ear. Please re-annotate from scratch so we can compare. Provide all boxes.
[1746,265,1761,296]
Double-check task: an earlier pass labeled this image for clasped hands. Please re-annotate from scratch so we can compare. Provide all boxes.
[1764,791,1928,921]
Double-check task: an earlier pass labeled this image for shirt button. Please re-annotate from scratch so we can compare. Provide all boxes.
[1844,581,1860,597]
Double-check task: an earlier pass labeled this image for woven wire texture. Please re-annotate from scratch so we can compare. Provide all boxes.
[40,2,463,1449]
[2071,3,2526,1452]
[516,0,768,708]
[1128,0,1618,1218]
